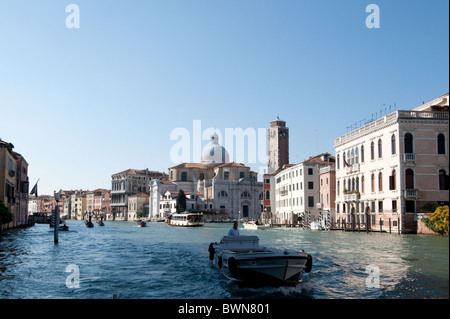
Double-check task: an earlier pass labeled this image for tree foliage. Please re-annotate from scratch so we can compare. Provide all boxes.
[176,190,187,213]
[0,200,13,224]
[429,205,449,234]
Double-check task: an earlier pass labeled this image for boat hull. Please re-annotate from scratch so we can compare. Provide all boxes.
[209,236,312,286]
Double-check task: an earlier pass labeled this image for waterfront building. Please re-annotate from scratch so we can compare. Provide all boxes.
[149,133,263,220]
[334,93,449,233]
[70,191,87,220]
[110,169,165,220]
[273,153,335,225]
[0,139,30,230]
[127,192,149,221]
[319,163,336,225]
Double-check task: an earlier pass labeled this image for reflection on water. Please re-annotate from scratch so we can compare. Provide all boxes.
[0,221,448,299]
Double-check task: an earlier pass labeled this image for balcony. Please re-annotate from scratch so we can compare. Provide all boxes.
[343,192,360,201]
[404,189,418,198]
[345,164,360,174]
[403,154,416,162]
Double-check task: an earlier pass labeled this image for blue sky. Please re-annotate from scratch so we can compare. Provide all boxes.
[0,0,448,195]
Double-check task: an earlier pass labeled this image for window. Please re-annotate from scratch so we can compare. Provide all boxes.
[181,172,187,181]
[308,168,313,175]
[371,174,375,192]
[361,145,365,162]
[378,201,383,213]
[439,170,449,190]
[392,200,397,212]
[265,190,270,200]
[378,139,383,158]
[437,134,446,154]
[218,190,228,197]
[378,172,383,192]
[224,171,229,180]
[389,170,396,190]
[370,142,375,160]
[361,176,365,193]
[337,181,340,195]
[199,173,205,180]
[239,172,245,179]
[308,181,314,189]
[337,154,340,169]
[391,135,396,155]
[355,147,359,164]
[308,196,314,208]
[241,191,251,198]
[405,169,414,189]
[404,133,413,154]
[405,200,415,213]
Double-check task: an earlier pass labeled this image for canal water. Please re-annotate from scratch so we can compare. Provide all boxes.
[0,221,448,299]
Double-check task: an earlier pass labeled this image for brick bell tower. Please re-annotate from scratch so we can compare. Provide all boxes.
[267,117,289,173]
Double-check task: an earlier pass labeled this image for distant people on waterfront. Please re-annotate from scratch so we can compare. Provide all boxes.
[228,221,240,236]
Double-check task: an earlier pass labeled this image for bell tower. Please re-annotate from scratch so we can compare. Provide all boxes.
[267,117,289,173]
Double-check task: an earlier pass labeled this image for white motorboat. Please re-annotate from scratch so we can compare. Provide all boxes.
[208,235,312,286]
[310,220,327,230]
[242,220,270,230]
[166,212,204,227]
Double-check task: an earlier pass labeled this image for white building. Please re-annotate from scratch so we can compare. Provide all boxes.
[334,93,449,233]
[149,133,263,220]
[273,153,335,225]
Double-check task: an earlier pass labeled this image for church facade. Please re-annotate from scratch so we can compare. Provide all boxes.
[149,133,263,220]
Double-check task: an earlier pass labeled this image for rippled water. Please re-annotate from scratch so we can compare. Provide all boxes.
[0,221,448,299]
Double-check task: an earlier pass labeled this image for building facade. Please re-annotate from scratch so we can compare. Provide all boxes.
[110,169,165,220]
[0,140,30,230]
[334,93,449,233]
[273,153,335,225]
[149,133,263,220]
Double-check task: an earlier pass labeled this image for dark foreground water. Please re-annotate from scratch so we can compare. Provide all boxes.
[0,221,448,299]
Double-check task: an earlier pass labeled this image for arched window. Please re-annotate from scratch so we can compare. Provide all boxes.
[378,139,383,158]
[337,154,340,169]
[265,190,270,200]
[405,169,414,189]
[337,181,340,196]
[355,147,359,164]
[391,135,396,155]
[370,142,375,160]
[361,176,365,193]
[356,177,359,192]
[437,134,446,154]
[361,145,365,162]
[371,174,375,192]
[404,133,413,154]
[378,172,383,191]
[351,149,355,165]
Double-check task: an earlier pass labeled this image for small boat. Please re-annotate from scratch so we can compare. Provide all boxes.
[242,220,270,230]
[58,224,69,231]
[209,235,312,287]
[166,212,204,227]
[310,220,326,230]
[97,216,105,226]
[85,216,94,228]
[137,220,147,227]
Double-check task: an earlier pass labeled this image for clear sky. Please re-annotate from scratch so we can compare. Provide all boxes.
[1,0,448,196]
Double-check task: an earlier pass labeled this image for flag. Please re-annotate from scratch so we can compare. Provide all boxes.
[343,158,351,167]
[30,179,39,197]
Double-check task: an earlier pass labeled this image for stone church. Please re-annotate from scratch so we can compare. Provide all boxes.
[149,133,263,220]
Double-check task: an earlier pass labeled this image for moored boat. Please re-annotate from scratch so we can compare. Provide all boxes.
[208,235,312,286]
[242,220,270,230]
[166,212,204,227]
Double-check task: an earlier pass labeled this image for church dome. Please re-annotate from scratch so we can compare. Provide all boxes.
[201,133,230,164]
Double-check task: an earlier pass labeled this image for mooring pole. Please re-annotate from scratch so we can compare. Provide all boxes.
[54,193,60,244]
